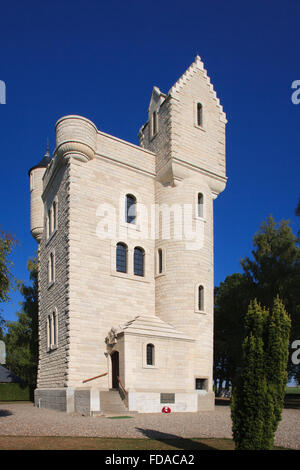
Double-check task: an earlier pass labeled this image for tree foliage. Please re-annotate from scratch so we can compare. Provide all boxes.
[231,297,291,450]
[0,230,17,337]
[5,256,38,389]
[214,215,300,388]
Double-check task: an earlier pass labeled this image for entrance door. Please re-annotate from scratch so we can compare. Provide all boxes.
[111,351,119,389]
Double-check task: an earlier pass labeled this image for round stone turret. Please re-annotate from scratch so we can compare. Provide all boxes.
[55,115,97,163]
[29,145,52,242]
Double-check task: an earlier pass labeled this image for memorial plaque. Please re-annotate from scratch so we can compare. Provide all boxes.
[160,393,175,404]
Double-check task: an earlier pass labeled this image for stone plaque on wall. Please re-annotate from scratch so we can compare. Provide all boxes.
[160,393,175,404]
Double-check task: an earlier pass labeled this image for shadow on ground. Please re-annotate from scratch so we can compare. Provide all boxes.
[0,409,13,417]
[135,428,220,450]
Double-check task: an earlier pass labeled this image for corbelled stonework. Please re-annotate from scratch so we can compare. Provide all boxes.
[29,56,227,413]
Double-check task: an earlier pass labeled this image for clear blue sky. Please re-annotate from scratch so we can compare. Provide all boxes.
[0,0,299,323]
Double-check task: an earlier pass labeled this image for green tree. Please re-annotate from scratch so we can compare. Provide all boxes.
[231,298,291,450]
[214,273,254,394]
[5,256,38,391]
[0,230,17,336]
[241,215,300,382]
[231,299,268,449]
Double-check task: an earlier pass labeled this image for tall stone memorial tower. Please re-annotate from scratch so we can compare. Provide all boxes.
[29,56,227,414]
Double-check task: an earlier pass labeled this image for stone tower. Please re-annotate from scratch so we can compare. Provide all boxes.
[29,56,227,414]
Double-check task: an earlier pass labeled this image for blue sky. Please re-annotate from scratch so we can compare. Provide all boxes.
[0,0,299,323]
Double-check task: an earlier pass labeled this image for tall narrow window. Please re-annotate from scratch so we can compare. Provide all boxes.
[152,111,157,136]
[158,248,163,274]
[126,194,136,224]
[49,252,55,283]
[116,242,128,273]
[197,193,204,218]
[198,285,204,311]
[134,247,145,277]
[48,208,52,237]
[52,201,57,231]
[146,344,154,366]
[53,312,57,347]
[197,103,203,127]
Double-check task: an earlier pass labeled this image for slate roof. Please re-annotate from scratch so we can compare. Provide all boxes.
[0,365,22,383]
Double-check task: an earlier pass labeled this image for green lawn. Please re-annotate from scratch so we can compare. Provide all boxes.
[0,436,291,450]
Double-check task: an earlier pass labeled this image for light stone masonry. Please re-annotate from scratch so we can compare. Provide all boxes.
[29,55,227,413]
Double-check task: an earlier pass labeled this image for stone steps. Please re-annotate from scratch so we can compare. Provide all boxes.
[100,390,129,414]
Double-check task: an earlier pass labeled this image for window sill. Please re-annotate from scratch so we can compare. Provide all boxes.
[142,365,157,369]
[150,132,158,142]
[155,272,166,279]
[47,345,58,353]
[48,281,55,290]
[46,228,57,246]
[111,272,150,283]
[194,124,206,132]
[195,310,207,315]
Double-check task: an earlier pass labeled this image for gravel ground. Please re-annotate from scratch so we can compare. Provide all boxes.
[0,402,299,449]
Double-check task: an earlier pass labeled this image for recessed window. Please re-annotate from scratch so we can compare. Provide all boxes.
[134,247,145,277]
[158,249,163,274]
[48,252,55,284]
[116,242,128,273]
[197,103,203,127]
[126,194,136,224]
[47,208,52,238]
[198,285,204,311]
[152,111,158,136]
[47,311,58,350]
[146,343,155,366]
[195,378,207,390]
[52,201,57,231]
[197,193,204,218]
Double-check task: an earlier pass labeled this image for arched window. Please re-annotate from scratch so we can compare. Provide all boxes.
[134,247,145,277]
[48,252,55,284]
[198,285,204,311]
[126,194,136,224]
[197,102,203,127]
[146,343,155,366]
[197,193,204,218]
[158,248,163,274]
[116,242,128,273]
[47,311,58,350]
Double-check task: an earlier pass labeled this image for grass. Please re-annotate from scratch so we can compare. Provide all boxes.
[0,436,291,450]
[285,386,300,394]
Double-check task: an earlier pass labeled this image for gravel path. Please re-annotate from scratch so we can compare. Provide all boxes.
[0,403,299,449]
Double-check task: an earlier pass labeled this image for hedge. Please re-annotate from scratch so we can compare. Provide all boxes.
[0,382,31,401]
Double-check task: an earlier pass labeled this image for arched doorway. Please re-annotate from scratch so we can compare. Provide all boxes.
[111,351,119,389]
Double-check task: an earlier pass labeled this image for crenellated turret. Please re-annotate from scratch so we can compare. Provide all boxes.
[29,144,52,242]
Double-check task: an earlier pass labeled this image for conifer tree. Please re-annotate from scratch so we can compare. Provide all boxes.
[231,297,291,450]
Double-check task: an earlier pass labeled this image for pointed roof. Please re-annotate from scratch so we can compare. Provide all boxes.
[28,141,52,175]
[168,55,227,122]
[120,315,194,341]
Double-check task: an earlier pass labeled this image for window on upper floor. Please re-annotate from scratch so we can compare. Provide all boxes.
[197,102,203,127]
[158,248,163,274]
[126,194,136,224]
[46,198,58,239]
[198,285,204,311]
[48,251,55,284]
[152,111,158,137]
[47,310,58,351]
[116,242,128,273]
[134,246,145,277]
[197,193,204,218]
